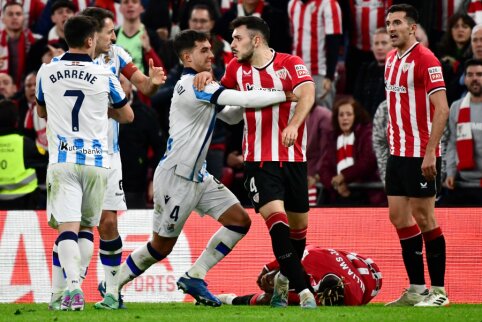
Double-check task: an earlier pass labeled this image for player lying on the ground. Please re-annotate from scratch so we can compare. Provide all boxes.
[218,246,382,306]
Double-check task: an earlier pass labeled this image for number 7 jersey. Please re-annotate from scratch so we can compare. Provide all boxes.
[36,52,127,168]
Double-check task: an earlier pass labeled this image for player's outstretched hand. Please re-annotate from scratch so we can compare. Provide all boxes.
[282,125,298,147]
[193,71,213,90]
[148,58,167,86]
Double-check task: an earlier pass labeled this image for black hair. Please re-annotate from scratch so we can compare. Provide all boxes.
[465,58,482,72]
[173,29,210,58]
[386,4,419,24]
[80,7,115,32]
[64,15,98,48]
[190,3,215,21]
[230,16,270,44]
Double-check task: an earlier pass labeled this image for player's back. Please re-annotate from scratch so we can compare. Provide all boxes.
[37,53,117,168]
[159,70,219,182]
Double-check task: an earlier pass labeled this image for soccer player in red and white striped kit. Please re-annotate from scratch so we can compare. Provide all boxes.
[384,4,450,307]
[221,16,316,308]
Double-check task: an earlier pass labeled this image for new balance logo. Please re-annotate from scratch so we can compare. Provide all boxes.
[164,195,171,204]
[420,182,428,189]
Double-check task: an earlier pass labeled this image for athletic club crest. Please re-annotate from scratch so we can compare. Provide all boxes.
[275,68,288,80]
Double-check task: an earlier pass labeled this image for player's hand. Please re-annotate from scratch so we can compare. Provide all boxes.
[284,91,298,102]
[421,153,437,181]
[193,71,213,90]
[256,266,269,290]
[281,125,298,147]
[148,58,166,86]
[445,176,455,190]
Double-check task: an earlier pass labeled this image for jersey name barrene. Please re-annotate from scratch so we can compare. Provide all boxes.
[49,69,98,85]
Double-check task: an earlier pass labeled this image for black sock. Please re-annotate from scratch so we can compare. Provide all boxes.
[400,234,425,285]
[269,222,307,293]
[232,294,255,305]
[425,235,446,287]
[290,238,306,259]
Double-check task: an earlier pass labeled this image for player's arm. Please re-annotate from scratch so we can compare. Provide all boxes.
[217,105,243,124]
[108,74,134,123]
[124,59,166,96]
[108,104,134,123]
[422,90,449,180]
[35,74,47,118]
[282,81,315,147]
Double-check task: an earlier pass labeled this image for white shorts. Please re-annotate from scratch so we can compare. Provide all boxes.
[153,166,239,237]
[102,152,127,211]
[47,163,108,228]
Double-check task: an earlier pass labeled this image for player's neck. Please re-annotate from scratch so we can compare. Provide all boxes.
[68,48,92,58]
[396,38,417,56]
[250,47,273,68]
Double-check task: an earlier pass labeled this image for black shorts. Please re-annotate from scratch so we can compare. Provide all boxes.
[244,161,309,213]
[385,155,441,197]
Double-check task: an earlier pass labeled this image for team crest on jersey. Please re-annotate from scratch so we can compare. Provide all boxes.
[428,66,443,83]
[275,68,288,80]
[104,55,111,64]
[295,64,310,78]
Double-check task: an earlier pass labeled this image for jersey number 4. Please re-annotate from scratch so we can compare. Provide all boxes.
[64,90,85,132]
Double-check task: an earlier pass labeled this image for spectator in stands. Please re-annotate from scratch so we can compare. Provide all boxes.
[27,0,76,73]
[429,0,464,48]
[0,2,37,88]
[465,0,482,25]
[0,99,44,210]
[0,73,17,99]
[339,0,391,95]
[354,28,392,119]
[215,0,292,53]
[306,104,332,206]
[372,100,388,186]
[118,74,163,209]
[443,58,482,205]
[437,13,475,105]
[0,0,45,32]
[319,97,385,206]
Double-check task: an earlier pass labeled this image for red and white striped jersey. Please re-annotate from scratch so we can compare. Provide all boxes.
[288,0,342,76]
[348,0,391,51]
[468,0,482,24]
[435,0,464,31]
[384,43,446,158]
[221,51,314,162]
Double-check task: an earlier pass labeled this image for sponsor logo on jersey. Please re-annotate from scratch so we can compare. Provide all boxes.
[243,69,252,76]
[59,141,102,155]
[385,84,407,93]
[428,66,443,83]
[295,64,310,78]
[246,83,280,92]
[420,182,428,189]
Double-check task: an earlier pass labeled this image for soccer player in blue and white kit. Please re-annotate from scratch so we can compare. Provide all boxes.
[45,7,166,311]
[36,15,133,311]
[110,30,298,307]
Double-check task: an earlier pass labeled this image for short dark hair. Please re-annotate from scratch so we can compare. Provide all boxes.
[64,15,98,49]
[230,16,270,44]
[173,29,210,58]
[2,2,22,13]
[190,3,215,21]
[387,4,419,24]
[465,58,482,72]
[80,7,114,31]
[51,0,76,15]
[0,99,18,130]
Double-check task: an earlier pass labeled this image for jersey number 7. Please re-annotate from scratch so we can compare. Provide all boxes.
[64,90,85,132]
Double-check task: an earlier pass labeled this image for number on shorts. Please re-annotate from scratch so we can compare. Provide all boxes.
[170,205,180,221]
[249,177,258,193]
[0,159,6,169]
[64,90,85,132]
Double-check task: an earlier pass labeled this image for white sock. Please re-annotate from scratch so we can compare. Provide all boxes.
[57,232,81,292]
[99,236,123,297]
[299,289,313,300]
[409,284,427,294]
[187,226,245,279]
[51,240,66,294]
[78,230,94,285]
[118,242,163,290]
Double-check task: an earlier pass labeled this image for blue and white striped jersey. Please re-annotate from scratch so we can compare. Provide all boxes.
[36,52,127,168]
[94,44,133,154]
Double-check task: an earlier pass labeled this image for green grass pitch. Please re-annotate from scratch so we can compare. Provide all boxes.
[1,303,481,322]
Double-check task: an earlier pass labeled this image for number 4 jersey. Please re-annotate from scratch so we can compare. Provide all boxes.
[36,52,127,168]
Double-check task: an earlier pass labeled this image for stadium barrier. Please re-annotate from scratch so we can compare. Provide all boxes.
[0,208,481,304]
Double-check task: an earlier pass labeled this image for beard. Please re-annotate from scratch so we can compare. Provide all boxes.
[469,82,482,97]
[235,47,255,63]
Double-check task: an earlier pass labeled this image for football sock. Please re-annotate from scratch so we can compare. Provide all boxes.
[57,231,81,292]
[266,212,307,293]
[423,227,446,287]
[118,242,164,289]
[232,294,255,305]
[99,236,123,298]
[290,227,307,259]
[78,230,94,285]
[397,224,425,286]
[187,225,248,279]
[51,237,66,294]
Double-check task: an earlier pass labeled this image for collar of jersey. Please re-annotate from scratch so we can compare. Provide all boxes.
[61,52,93,62]
[182,67,199,75]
